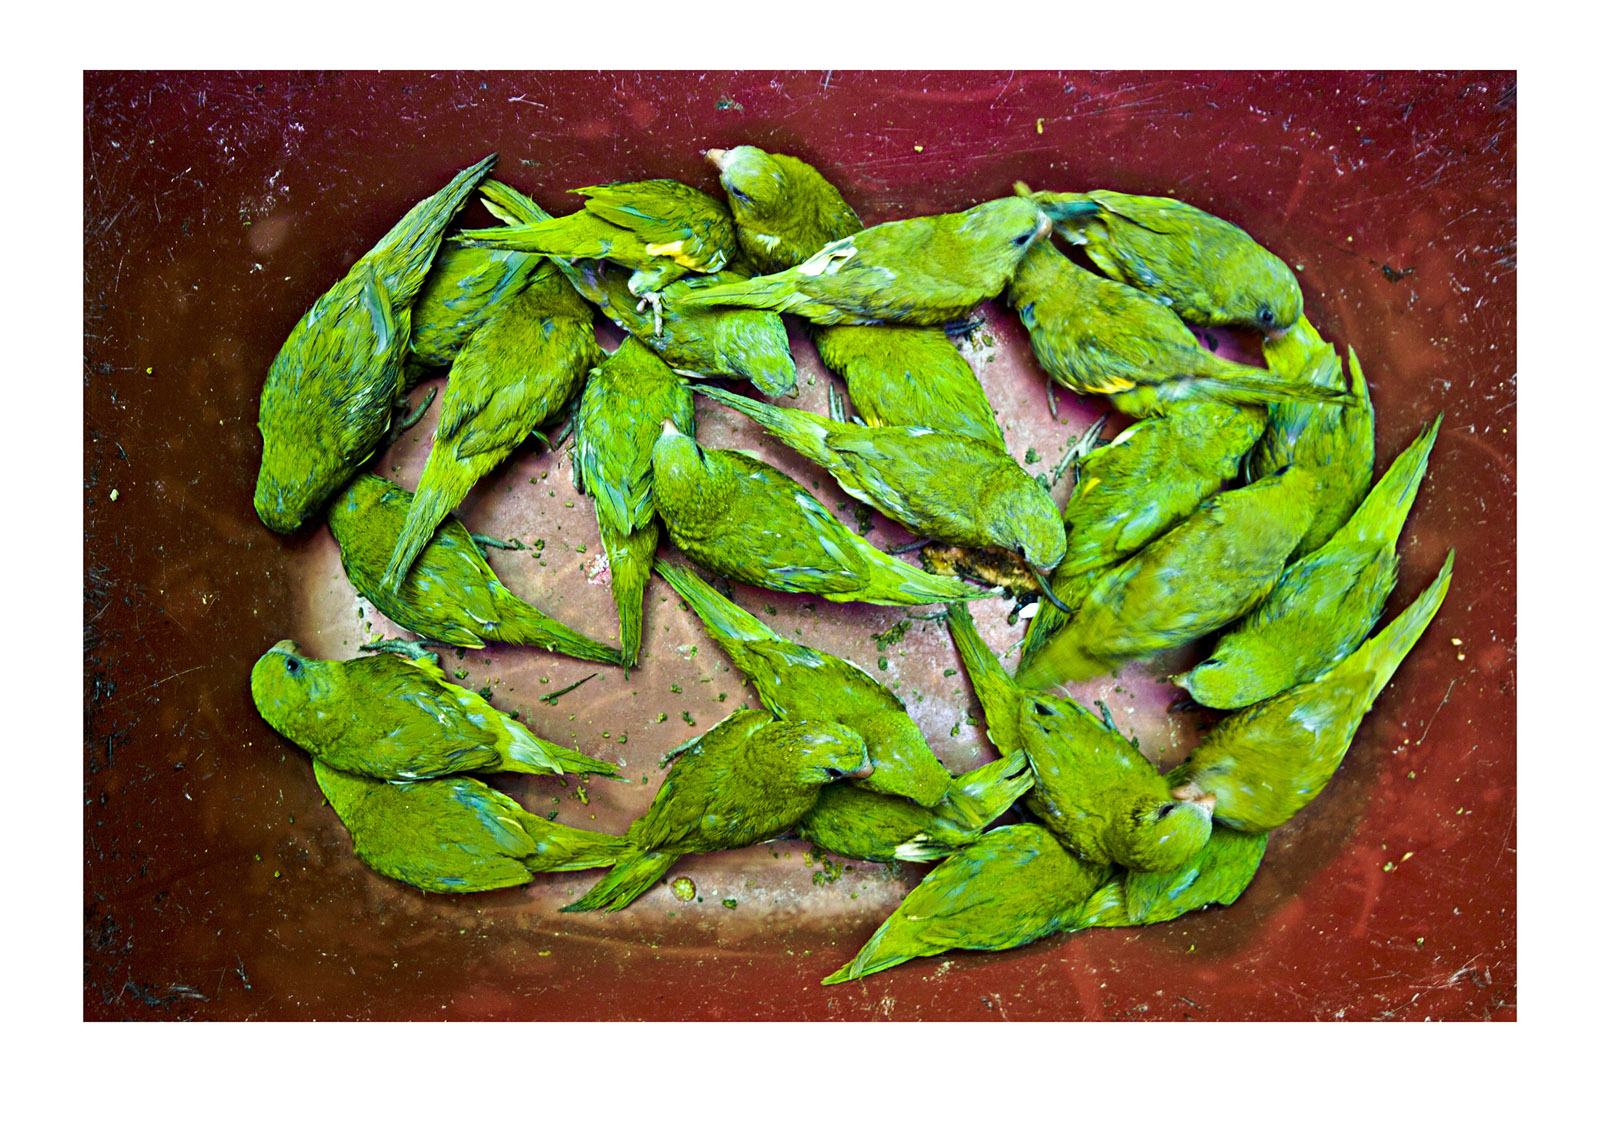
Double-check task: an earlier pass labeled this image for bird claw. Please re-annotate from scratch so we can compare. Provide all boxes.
[359,638,441,664]
[635,291,665,334]
[385,387,437,446]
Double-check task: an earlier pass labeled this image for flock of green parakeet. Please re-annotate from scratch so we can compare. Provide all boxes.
[249,144,1453,985]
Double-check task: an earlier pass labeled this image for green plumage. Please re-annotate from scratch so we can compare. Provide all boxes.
[573,337,696,668]
[655,559,953,808]
[1253,317,1378,558]
[458,177,737,297]
[821,823,1110,984]
[327,474,621,662]
[313,761,623,894]
[406,243,541,369]
[255,153,496,534]
[1006,238,1343,419]
[562,709,872,912]
[1177,415,1442,708]
[1170,551,1454,833]
[1016,465,1321,688]
[676,197,1053,326]
[650,422,991,606]
[797,749,1033,863]
[814,324,1008,451]
[708,144,865,273]
[692,384,1066,571]
[380,257,601,591]
[1020,186,1303,334]
[250,640,618,780]
[948,604,1213,873]
[1074,825,1270,929]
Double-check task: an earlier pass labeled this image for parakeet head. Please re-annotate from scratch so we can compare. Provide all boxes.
[959,197,1054,258]
[978,482,1069,574]
[1236,252,1303,339]
[1111,792,1215,873]
[250,640,338,746]
[254,438,342,535]
[708,146,789,223]
[769,720,873,785]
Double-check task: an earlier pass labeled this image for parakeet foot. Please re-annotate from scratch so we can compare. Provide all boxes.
[471,533,532,552]
[827,382,848,423]
[385,387,438,446]
[1050,414,1109,487]
[635,291,665,335]
[886,537,935,555]
[358,638,441,664]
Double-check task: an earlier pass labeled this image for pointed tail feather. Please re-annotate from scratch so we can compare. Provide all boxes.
[691,384,833,465]
[654,559,781,649]
[601,519,660,669]
[478,179,554,226]
[668,276,797,314]
[1329,414,1441,550]
[489,586,623,666]
[820,916,923,985]
[1187,369,1353,408]
[935,748,1033,830]
[515,818,627,873]
[501,716,621,779]
[370,153,497,304]
[560,848,678,911]
[855,555,997,606]
[945,604,1025,758]
[380,453,475,593]
[1343,548,1455,702]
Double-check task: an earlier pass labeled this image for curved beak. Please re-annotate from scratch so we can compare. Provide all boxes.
[704,148,728,171]
[660,418,682,437]
[1026,561,1073,616]
[1264,327,1289,342]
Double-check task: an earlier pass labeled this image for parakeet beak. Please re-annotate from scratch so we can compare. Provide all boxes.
[1013,180,1034,197]
[271,640,304,657]
[846,759,873,780]
[704,149,728,171]
[660,418,682,437]
[1032,212,1054,241]
[1026,562,1073,616]
[1264,327,1289,342]
[1191,793,1217,815]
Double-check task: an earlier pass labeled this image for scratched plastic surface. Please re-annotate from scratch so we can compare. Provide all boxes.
[84,71,1515,1020]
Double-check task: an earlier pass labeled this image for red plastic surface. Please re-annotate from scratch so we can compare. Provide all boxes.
[84,70,1514,1020]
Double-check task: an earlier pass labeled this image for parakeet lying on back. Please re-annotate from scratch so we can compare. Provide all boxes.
[948,604,1213,873]
[650,421,992,606]
[796,749,1032,863]
[328,474,621,663]
[1170,551,1455,833]
[1254,317,1377,558]
[1016,464,1322,688]
[313,761,624,894]
[563,708,872,912]
[380,256,601,592]
[814,324,1009,451]
[692,384,1066,575]
[1007,237,1344,419]
[250,640,617,781]
[707,144,864,273]
[457,177,737,299]
[676,197,1053,326]
[1017,183,1303,335]
[255,153,496,534]
[1176,415,1442,708]
[573,337,696,668]
[655,559,953,808]
[821,823,1109,984]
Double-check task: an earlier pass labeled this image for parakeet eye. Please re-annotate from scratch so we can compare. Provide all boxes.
[1155,803,1176,819]
[729,187,750,203]
[1012,233,1033,246]
[1257,305,1276,326]
[283,655,301,675]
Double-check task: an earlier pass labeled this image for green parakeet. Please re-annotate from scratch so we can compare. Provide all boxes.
[814,324,1009,451]
[562,708,872,912]
[457,177,737,299]
[692,384,1067,575]
[1253,317,1377,558]
[706,144,864,273]
[675,197,1053,326]
[380,256,601,592]
[947,604,1213,873]
[1018,184,1303,335]
[405,243,541,369]
[1006,237,1344,419]
[1072,824,1270,929]
[1176,415,1442,708]
[820,823,1110,984]
[250,640,617,781]
[1169,550,1455,833]
[312,761,623,894]
[572,337,696,668]
[654,559,953,808]
[327,474,620,662]
[1015,464,1322,688]
[254,153,496,534]
[650,421,992,606]
[796,749,1033,863]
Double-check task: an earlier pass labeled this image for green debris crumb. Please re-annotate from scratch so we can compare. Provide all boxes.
[670,877,697,902]
[682,711,696,725]
[1024,446,1041,464]
[877,657,889,671]
[942,668,958,677]
[871,619,910,651]
[722,897,738,909]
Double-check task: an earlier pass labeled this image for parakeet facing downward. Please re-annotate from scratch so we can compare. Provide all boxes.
[573,337,696,668]
[675,197,1053,326]
[821,823,1109,984]
[650,421,991,606]
[255,153,496,534]
[1007,237,1343,419]
[313,761,624,894]
[251,640,617,781]
[692,384,1067,574]
[328,475,621,663]
[655,559,953,808]
[562,708,871,912]
[706,144,864,273]
[379,253,601,593]
[1176,414,1442,708]
[948,604,1213,873]
[1018,184,1303,335]
[1169,550,1455,833]
[405,242,540,369]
